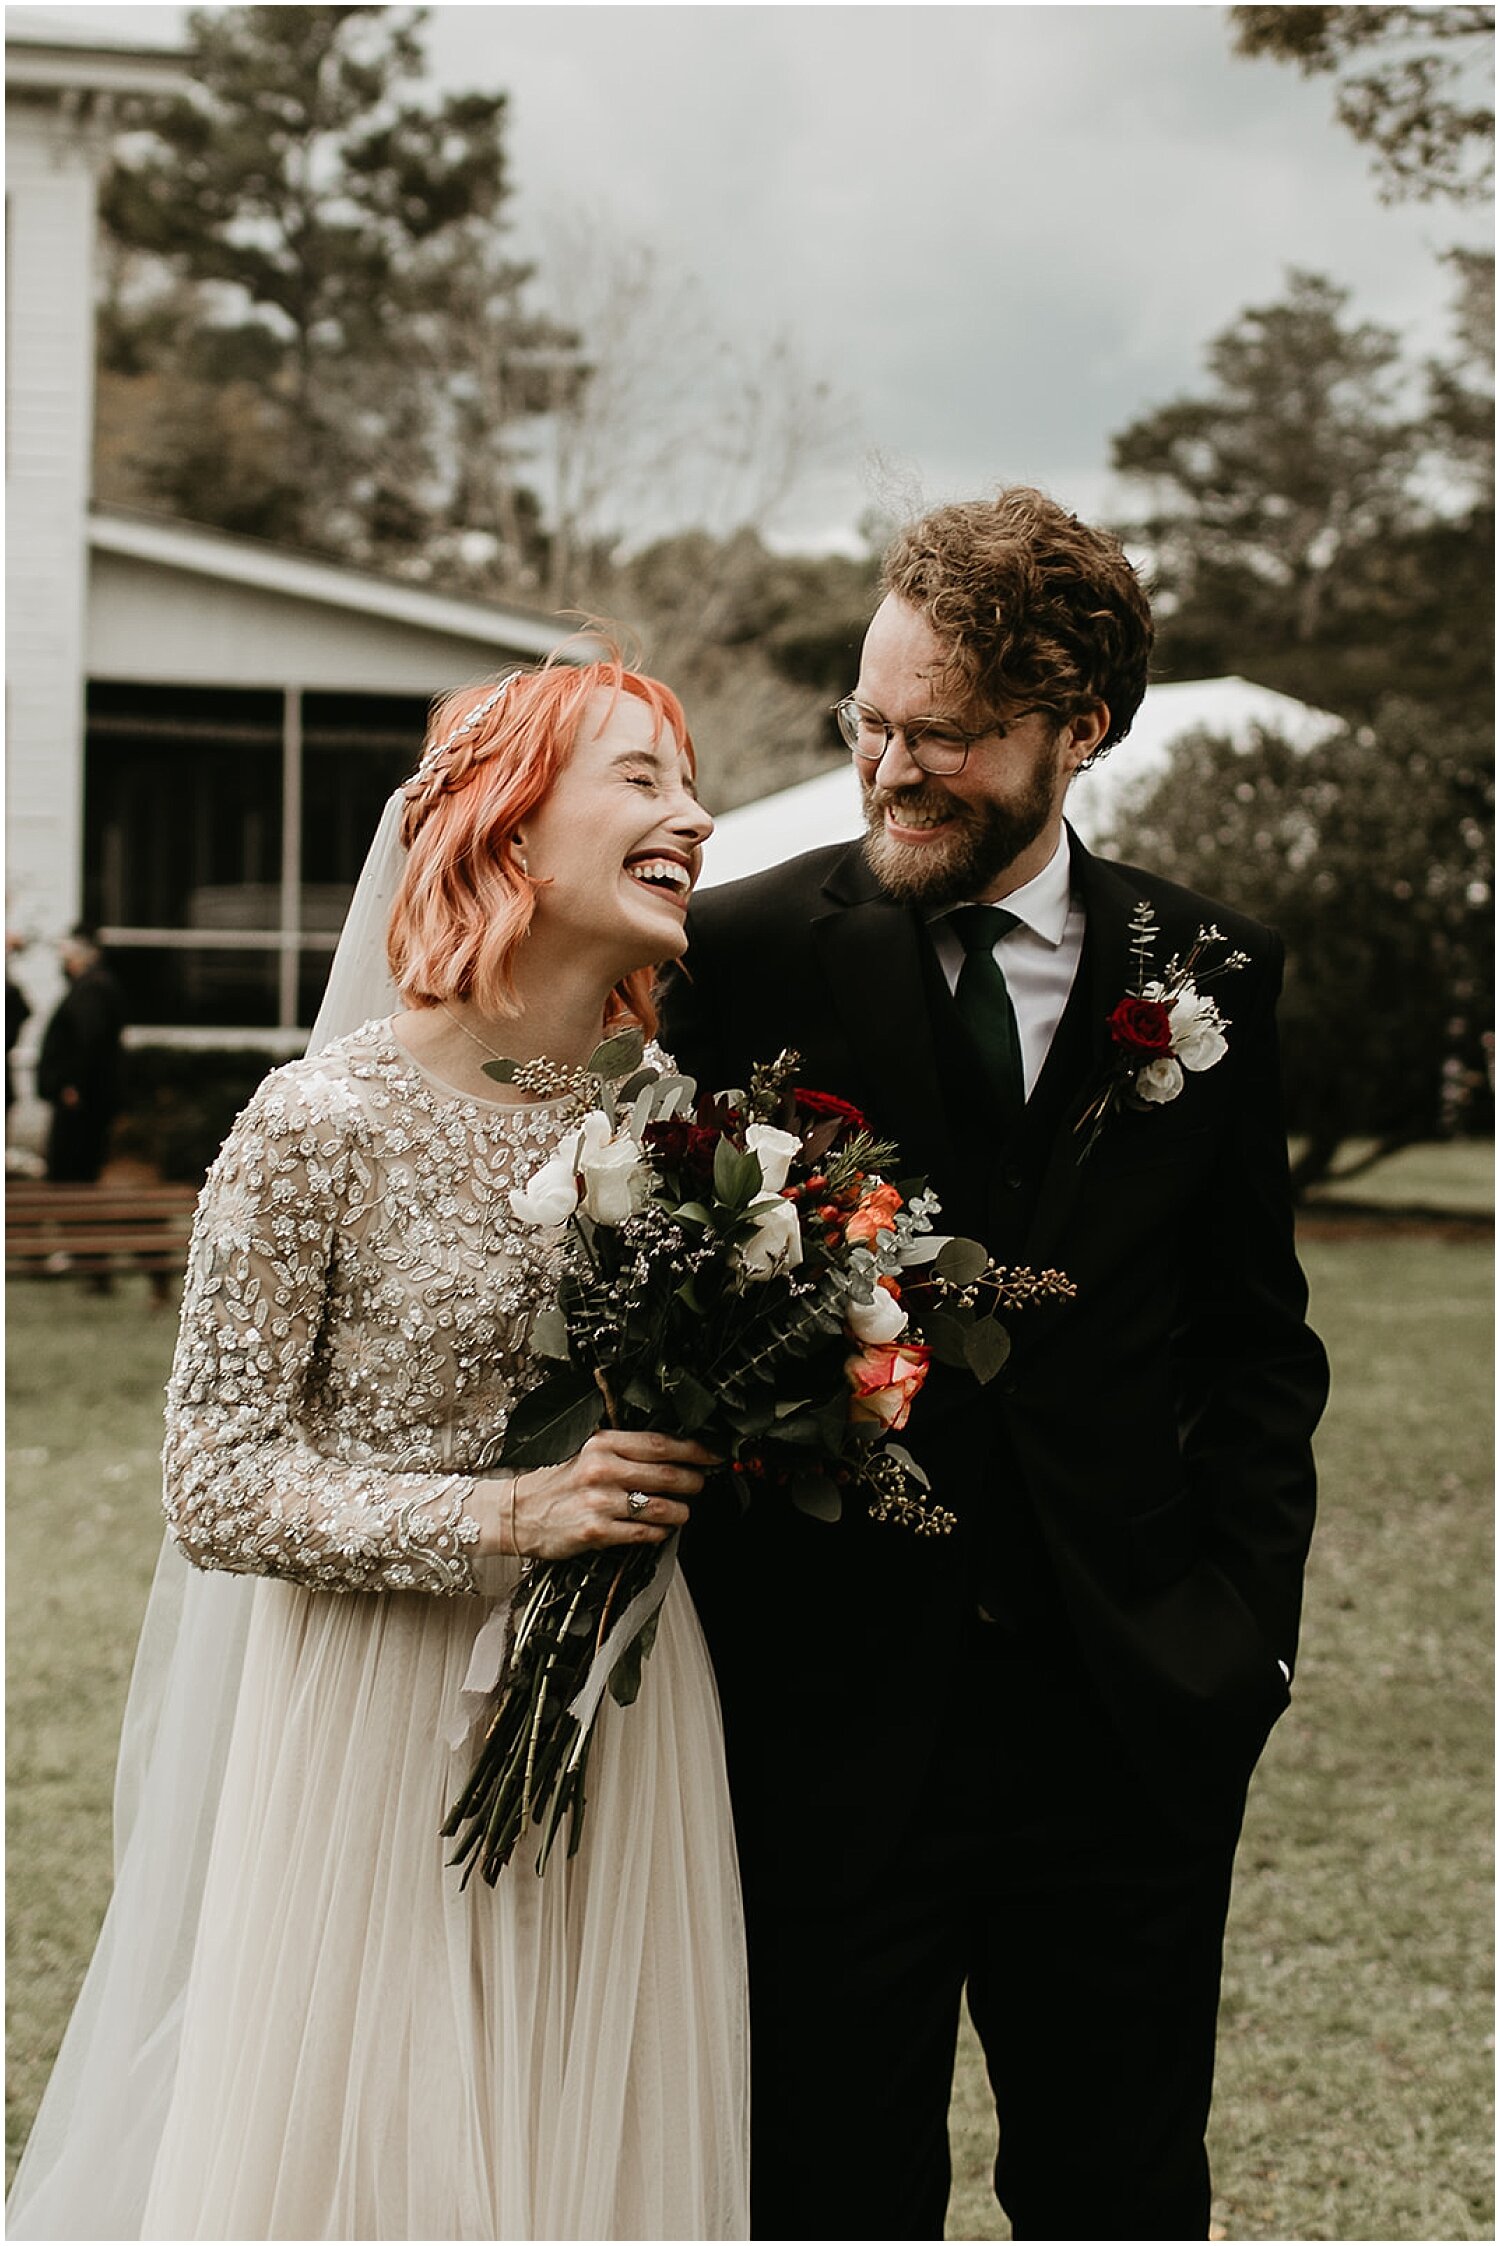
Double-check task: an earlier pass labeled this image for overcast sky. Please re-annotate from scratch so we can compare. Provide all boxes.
[29,2,1497,549]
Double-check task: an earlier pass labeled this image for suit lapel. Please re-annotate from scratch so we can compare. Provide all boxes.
[807,833,1146,1266]
[1022,832,1144,1266]
[811,846,959,1184]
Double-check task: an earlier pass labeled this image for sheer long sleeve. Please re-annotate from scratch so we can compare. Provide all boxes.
[163,1072,484,1596]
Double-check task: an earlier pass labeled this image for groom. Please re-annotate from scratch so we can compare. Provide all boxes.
[662,487,1329,2241]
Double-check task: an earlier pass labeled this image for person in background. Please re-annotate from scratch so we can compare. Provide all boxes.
[35,926,125,1183]
[6,930,32,1115]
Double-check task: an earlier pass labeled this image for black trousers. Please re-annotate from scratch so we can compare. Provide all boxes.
[45,1101,113,1184]
[742,1614,1244,2242]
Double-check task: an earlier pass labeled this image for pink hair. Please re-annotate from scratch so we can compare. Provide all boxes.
[387,653,695,1038]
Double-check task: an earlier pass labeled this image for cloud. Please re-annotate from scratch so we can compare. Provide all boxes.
[70,1,1493,546]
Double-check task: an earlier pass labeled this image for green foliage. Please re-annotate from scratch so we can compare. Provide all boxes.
[96,5,577,572]
[1230,6,1495,205]
[1113,261,1494,723]
[1113,271,1418,698]
[1104,704,1494,1185]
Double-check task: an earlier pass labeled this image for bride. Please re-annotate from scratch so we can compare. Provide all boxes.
[7,656,749,2240]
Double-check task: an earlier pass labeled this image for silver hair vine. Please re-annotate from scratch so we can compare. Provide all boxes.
[418,672,523,775]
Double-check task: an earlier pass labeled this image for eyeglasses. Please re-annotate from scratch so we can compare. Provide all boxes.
[831,694,1045,777]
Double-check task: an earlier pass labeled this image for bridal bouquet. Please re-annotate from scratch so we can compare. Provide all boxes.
[442,1037,1074,1885]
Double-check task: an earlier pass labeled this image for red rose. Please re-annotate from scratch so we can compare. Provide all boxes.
[796,1087,869,1132]
[1107,997,1174,1055]
[642,1116,721,1186]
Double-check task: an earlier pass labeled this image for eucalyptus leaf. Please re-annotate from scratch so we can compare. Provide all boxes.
[963,1317,1012,1385]
[934,1235,990,1285]
[619,1068,660,1104]
[650,1073,694,1117]
[895,1233,948,1265]
[720,1403,775,1438]
[813,1391,854,1448]
[915,1307,970,1369]
[529,1305,571,1361]
[481,1056,520,1084]
[882,1441,931,1491]
[629,1084,659,1142]
[790,1471,843,1523]
[666,1369,716,1431]
[589,1027,646,1080]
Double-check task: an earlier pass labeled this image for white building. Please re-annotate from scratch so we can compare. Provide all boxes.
[6,17,588,1055]
[7,16,190,1006]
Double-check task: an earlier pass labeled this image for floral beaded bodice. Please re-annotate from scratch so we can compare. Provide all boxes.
[163,1020,590,1597]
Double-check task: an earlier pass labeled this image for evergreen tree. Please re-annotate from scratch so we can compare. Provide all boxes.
[97,5,579,570]
[1104,708,1494,1188]
[1230,5,1494,205]
[1111,267,1492,720]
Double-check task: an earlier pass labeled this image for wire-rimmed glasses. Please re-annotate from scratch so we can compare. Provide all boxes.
[831,694,1044,777]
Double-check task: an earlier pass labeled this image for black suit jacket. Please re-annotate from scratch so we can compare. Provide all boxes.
[660,828,1329,1889]
[36,964,125,1115]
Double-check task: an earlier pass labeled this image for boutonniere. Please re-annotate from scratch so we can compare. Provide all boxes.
[1076,902,1248,1160]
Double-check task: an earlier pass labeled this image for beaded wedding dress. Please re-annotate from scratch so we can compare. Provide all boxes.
[8,1019,749,2241]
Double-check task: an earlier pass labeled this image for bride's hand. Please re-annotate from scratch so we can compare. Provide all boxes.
[475,1430,720,1561]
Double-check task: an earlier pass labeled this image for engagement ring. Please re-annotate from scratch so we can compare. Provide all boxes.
[625,1490,650,1519]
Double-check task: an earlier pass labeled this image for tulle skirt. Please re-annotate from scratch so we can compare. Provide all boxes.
[12,1566,749,2241]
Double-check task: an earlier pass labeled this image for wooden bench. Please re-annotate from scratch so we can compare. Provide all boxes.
[6,1180,199,1301]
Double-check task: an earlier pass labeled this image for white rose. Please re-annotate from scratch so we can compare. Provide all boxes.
[1136,1056,1185,1105]
[735,1194,804,1282]
[508,1151,581,1227]
[1168,988,1229,1073]
[846,1285,909,1344]
[575,1110,650,1225]
[744,1122,803,1197]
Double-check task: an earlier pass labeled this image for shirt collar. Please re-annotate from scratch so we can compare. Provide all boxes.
[936,830,1075,948]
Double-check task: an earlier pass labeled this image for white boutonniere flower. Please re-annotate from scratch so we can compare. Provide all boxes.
[1077,906,1249,1158]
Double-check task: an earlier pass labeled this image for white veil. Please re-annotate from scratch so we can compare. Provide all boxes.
[7,792,413,2240]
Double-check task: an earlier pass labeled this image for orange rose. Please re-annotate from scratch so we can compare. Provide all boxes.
[844,1181,904,1246]
[844,1341,932,1431]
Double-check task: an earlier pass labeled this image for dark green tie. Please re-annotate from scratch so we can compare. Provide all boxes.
[947,905,1024,1124]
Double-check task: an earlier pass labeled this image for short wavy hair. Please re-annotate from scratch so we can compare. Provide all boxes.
[879,487,1153,760]
[388,652,695,1038]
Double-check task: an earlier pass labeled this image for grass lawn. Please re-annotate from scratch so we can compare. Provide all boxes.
[7,1233,1494,2238]
[1297,1137,1494,1217]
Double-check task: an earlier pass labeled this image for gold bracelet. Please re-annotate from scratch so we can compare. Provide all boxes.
[509,1471,524,1559]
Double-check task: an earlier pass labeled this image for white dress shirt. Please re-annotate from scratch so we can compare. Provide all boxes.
[928,831,1085,1099]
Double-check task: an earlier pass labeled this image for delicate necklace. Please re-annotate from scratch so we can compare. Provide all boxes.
[438,1001,595,1100]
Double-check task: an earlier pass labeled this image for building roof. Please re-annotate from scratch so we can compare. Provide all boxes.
[6,10,192,98]
[698,676,1344,890]
[89,507,597,671]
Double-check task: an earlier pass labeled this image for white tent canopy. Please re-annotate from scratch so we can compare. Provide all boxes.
[697,675,1342,891]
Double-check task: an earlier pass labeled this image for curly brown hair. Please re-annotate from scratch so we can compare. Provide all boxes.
[879,487,1153,761]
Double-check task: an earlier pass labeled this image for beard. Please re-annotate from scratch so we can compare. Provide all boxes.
[860,747,1062,910]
